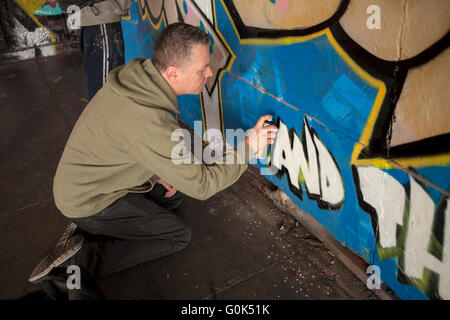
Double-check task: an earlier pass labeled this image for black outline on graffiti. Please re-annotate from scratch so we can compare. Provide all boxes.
[222,0,350,40]
[137,0,163,27]
[397,176,446,300]
[352,165,379,248]
[311,127,345,210]
[272,117,305,202]
[137,0,232,135]
[270,117,345,210]
[222,0,450,161]
[352,166,448,300]
[137,0,232,98]
[330,24,450,160]
[181,0,232,97]
[182,0,232,135]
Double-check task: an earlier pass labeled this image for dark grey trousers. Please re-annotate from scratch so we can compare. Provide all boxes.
[80,22,124,100]
[69,185,191,277]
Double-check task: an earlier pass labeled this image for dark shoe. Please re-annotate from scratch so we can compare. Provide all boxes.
[37,267,72,300]
[68,267,106,300]
[37,267,106,300]
[19,289,53,300]
[28,223,83,283]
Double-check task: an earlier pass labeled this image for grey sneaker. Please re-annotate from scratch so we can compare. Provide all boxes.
[28,223,83,283]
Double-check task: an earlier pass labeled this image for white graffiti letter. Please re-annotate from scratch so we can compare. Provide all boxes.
[366,5,381,30]
[299,119,320,196]
[313,134,344,206]
[404,179,450,299]
[271,121,302,189]
[357,167,405,248]
[440,199,450,299]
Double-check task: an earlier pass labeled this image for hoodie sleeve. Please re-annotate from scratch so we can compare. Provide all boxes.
[128,113,255,201]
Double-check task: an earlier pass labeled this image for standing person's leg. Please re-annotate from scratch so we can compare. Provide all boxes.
[81,22,125,100]
[104,21,125,73]
[80,24,103,100]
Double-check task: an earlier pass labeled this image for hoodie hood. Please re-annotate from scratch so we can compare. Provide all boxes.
[107,58,179,114]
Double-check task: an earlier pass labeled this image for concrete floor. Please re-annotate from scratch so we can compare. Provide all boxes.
[0,52,378,300]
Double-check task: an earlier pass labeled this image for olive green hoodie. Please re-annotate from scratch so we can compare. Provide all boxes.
[53,58,254,218]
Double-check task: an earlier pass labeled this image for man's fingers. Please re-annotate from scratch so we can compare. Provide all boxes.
[158,178,173,191]
[256,128,278,145]
[162,183,172,191]
[165,188,177,198]
[158,178,177,198]
[260,126,278,139]
[268,130,278,139]
[260,125,278,134]
[256,115,273,128]
[263,125,278,133]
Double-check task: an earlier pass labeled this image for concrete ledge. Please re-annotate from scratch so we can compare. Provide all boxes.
[177,118,397,299]
[245,165,398,300]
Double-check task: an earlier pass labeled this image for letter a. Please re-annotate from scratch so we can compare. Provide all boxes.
[366,5,381,30]
[66,265,81,290]
[366,265,381,290]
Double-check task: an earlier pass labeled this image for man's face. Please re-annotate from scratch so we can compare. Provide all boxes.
[178,44,213,95]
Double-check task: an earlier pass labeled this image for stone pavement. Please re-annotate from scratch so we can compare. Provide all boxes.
[0,52,379,300]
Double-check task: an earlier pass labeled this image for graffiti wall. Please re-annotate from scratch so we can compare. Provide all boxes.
[121,0,450,300]
[0,0,78,63]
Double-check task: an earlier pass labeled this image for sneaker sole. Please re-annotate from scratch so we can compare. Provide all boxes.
[28,234,83,283]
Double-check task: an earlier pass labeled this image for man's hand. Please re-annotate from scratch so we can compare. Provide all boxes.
[157,178,177,198]
[245,115,278,155]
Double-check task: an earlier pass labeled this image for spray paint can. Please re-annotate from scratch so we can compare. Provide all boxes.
[255,119,275,159]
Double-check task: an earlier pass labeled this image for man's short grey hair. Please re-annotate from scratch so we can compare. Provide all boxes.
[152,22,210,72]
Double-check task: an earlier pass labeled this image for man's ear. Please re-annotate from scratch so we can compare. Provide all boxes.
[165,65,180,82]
